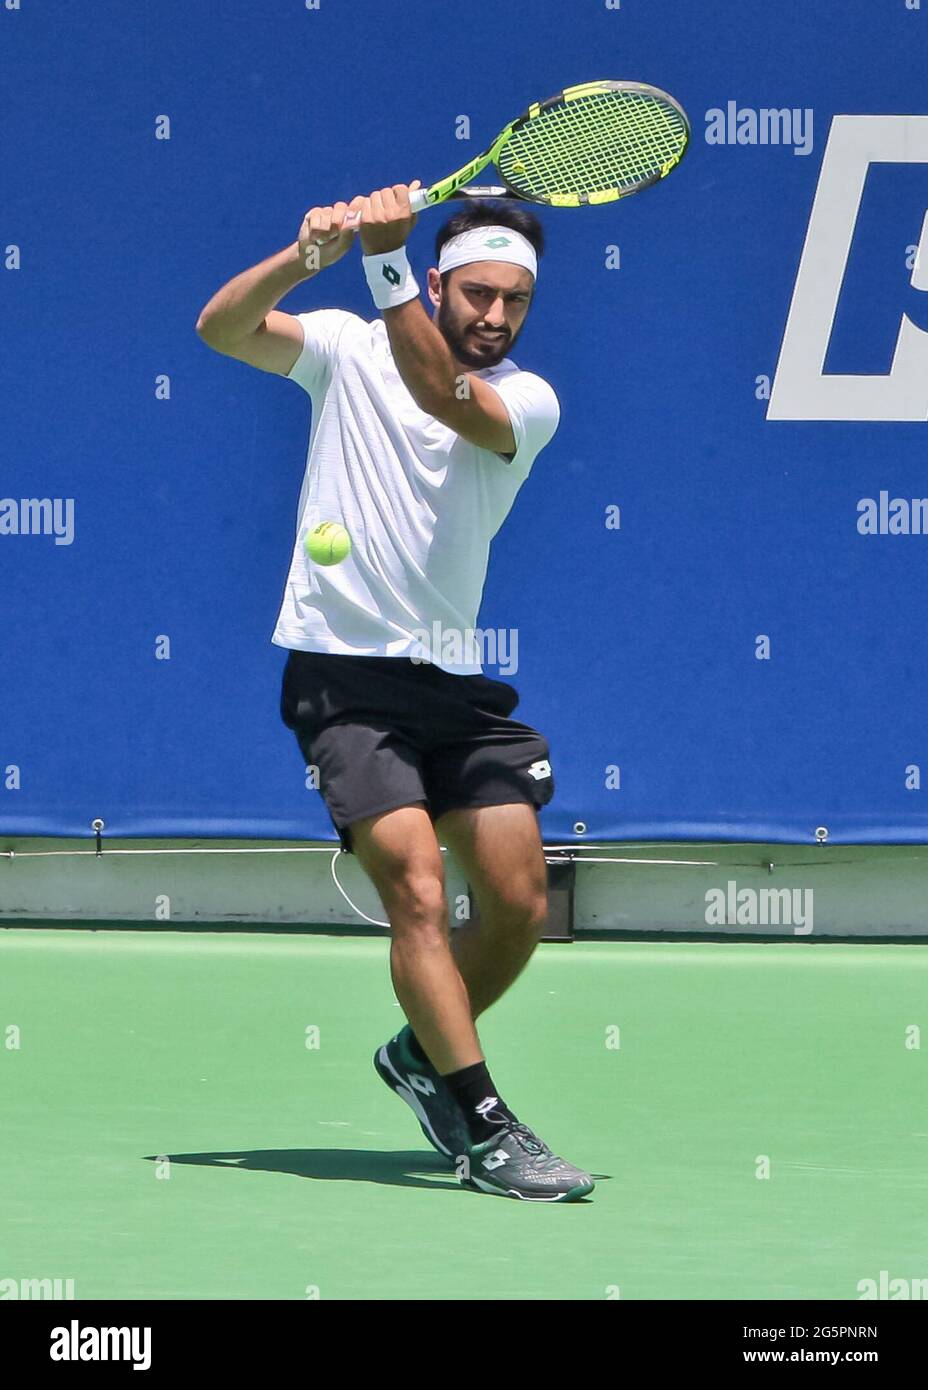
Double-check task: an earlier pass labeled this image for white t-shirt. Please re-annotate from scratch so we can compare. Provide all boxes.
[271,309,560,675]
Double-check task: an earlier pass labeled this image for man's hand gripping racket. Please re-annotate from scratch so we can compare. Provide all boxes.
[298,181,423,269]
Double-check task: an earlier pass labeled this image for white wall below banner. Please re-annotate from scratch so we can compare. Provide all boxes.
[2,839,926,938]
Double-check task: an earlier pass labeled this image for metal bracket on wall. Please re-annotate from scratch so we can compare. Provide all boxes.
[467,851,575,942]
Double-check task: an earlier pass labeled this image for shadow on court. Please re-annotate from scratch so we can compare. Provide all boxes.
[145,1149,461,1191]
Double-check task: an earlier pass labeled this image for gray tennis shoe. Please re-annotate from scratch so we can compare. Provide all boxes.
[462,1121,595,1201]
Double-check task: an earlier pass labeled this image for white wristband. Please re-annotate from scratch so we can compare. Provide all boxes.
[362,248,420,311]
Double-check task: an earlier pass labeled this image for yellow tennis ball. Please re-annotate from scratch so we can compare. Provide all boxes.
[305,521,352,566]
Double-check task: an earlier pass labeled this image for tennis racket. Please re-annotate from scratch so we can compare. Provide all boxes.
[408,79,690,214]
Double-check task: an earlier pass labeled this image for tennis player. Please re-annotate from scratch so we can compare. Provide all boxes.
[196,182,593,1202]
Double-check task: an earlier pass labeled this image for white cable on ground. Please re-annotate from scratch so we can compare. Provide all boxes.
[0,846,344,858]
[329,849,389,928]
[0,844,864,867]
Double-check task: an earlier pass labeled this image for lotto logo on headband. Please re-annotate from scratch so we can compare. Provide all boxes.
[437,225,538,279]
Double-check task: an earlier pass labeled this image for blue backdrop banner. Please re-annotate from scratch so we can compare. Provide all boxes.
[2,0,927,845]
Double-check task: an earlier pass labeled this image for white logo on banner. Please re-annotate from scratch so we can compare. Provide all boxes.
[768,116,928,421]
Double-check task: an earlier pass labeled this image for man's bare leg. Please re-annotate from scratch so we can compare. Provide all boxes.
[355,800,594,1198]
[349,803,482,1075]
[435,802,549,1020]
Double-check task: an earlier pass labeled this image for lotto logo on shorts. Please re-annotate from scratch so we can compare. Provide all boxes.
[526,759,552,780]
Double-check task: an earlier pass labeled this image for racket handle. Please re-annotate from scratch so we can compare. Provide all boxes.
[409,187,431,214]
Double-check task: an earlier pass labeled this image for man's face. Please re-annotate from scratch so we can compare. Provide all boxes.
[431,261,535,368]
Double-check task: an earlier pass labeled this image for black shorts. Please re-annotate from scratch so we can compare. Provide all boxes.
[280,651,554,851]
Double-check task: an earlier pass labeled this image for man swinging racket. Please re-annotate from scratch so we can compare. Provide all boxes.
[197,179,594,1200]
[196,79,691,1203]
[196,181,594,1202]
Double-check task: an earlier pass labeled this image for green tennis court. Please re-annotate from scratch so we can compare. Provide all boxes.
[3,927,924,1300]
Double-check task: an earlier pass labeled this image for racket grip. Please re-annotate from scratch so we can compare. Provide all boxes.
[409,187,431,214]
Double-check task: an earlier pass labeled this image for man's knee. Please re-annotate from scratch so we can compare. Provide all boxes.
[361,849,448,936]
[485,879,549,938]
[383,866,447,928]
[350,806,447,929]
[515,889,549,937]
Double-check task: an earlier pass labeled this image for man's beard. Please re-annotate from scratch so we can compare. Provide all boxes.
[436,301,520,368]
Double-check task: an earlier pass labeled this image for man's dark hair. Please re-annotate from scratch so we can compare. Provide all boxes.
[434,200,545,268]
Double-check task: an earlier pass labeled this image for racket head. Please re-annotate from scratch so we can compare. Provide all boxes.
[494,80,690,207]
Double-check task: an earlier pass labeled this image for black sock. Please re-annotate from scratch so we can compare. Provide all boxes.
[442,1061,518,1145]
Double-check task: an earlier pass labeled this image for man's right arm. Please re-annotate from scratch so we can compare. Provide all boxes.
[195,200,362,375]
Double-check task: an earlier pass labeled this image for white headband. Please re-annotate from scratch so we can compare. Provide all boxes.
[438,225,538,280]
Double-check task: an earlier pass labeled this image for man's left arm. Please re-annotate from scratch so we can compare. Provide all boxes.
[359,183,516,455]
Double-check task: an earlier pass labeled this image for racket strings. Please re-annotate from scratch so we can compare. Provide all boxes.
[527,95,682,185]
[499,91,687,200]
[513,97,681,190]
